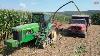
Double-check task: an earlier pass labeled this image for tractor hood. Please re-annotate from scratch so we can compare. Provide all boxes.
[12,23,39,32]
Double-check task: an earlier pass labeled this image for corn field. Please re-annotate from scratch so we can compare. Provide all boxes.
[0,9,32,42]
[54,14,71,23]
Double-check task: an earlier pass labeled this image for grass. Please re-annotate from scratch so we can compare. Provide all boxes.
[74,44,86,56]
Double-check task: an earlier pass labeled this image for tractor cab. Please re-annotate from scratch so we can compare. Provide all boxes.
[31,13,51,29]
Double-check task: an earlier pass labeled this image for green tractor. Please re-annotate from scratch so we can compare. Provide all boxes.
[4,13,57,48]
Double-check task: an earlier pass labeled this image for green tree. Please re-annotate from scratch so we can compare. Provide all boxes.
[54,14,71,23]
[91,13,100,25]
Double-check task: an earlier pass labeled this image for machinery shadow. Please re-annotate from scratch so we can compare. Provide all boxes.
[2,39,37,56]
[2,47,20,56]
[57,29,82,38]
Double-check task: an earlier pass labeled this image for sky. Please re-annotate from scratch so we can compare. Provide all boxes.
[0,0,100,12]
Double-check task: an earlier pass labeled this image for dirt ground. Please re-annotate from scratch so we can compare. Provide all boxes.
[1,25,100,56]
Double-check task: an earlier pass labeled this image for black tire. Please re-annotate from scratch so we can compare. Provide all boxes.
[80,31,87,38]
[80,34,85,38]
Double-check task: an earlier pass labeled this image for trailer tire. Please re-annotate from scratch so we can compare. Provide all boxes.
[80,33,86,38]
[81,35,85,38]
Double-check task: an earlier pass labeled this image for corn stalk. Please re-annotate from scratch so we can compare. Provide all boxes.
[0,9,32,42]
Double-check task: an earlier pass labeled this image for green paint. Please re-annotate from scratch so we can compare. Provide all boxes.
[21,34,35,43]
[13,23,39,43]
[12,23,39,31]
[5,39,19,48]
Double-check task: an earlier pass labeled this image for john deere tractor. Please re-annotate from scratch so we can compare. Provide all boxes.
[4,13,57,48]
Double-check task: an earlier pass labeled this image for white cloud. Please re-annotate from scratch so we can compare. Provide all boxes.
[19,3,28,11]
[19,3,26,8]
[18,0,39,11]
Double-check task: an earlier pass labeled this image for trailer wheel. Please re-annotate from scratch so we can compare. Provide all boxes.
[80,32,86,38]
[81,35,85,38]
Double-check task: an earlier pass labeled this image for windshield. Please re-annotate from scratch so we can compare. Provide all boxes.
[32,14,44,23]
[71,19,86,24]
[12,30,20,41]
